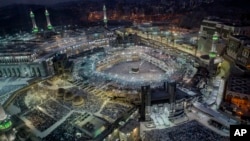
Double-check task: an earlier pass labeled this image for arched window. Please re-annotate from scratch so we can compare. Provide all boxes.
[7,68,12,76]
[12,68,16,76]
[226,94,233,102]
[37,67,41,77]
[242,49,249,58]
[32,67,36,77]
[3,68,7,76]
[17,68,21,77]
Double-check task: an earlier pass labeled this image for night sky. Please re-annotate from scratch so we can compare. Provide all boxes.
[0,0,79,7]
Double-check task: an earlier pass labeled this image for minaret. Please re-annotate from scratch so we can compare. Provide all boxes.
[209,32,219,59]
[45,9,53,30]
[0,105,13,132]
[208,32,219,77]
[103,5,108,28]
[30,10,38,33]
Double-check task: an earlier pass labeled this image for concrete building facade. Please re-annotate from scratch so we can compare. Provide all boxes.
[226,35,250,71]
[200,18,250,39]
[0,61,49,77]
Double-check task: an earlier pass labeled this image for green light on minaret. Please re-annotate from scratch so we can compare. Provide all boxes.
[30,11,35,18]
[45,9,53,30]
[30,10,39,33]
[45,9,49,16]
[47,25,53,30]
[0,120,12,130]
[32,28,39,33]
[209,52,217,58]
[209,32,219,58]
[212,32,219,41]
[213,35,218,41]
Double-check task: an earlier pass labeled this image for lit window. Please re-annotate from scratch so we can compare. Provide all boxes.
[242,49,249,58]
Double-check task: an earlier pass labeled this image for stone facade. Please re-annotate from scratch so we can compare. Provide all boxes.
[0,61,49,77]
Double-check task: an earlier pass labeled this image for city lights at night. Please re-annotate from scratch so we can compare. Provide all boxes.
[0,0,250,141]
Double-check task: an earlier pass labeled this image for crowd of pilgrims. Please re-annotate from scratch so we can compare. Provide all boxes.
[144,120,229,141]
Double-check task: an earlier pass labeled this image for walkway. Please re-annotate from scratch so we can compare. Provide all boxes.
[186,111,229,137]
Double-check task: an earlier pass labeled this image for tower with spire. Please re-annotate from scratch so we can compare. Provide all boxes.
[208,31,219,77]
[45,9,53,30]
[30,10,38,33]
[209,32,219,59]
[103,5,108,28]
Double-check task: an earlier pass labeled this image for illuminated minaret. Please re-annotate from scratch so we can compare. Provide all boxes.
[0,105,13,132]
[30,10,38,33]
[45,9,53,30]
[208,31,219,77]
[209,32,219,59]
[103,5,108,28]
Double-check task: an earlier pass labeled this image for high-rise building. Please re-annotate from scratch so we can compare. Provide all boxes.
[140,85,151,121]
[30,10,38,33]
[167,82,176,111]
[103,5,108,28]
[226,35,250,71]
[45,9,53,30]
[200,18,250,39]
